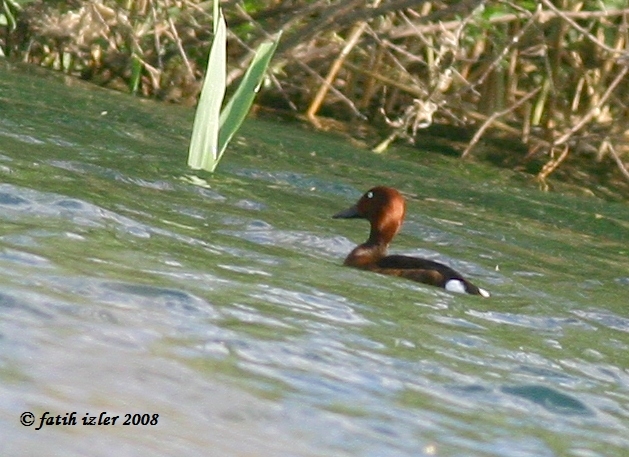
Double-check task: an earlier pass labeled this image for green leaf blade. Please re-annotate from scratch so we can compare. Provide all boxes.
[187,9,227,171]
[216,31,282,164]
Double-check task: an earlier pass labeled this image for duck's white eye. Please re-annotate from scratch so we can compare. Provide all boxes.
[366,191,373,199]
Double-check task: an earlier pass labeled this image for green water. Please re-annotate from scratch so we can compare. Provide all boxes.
[1,61,628,457]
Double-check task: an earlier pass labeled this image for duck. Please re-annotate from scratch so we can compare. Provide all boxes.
[333,186,490,297]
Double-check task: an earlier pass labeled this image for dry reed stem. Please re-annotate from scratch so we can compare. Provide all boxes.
[10,0,629,194]
[390,6,629,39]
[461,87,541,158]
[167,16,194,79]
[552,65,628,148]
[537,144,569,189]
[606,141,629,183]
[343,61,426,98]
[535,64,629,183]
[306,19,371,126]
[466,5,540,91]
[149,0,163,70]
[296,59,365,119]
[358,42,385,110]
[539,0,629,56]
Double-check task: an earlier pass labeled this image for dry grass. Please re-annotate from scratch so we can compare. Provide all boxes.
[3,0,629,193]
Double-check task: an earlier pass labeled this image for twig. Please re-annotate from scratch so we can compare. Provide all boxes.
[534,64,628,182]
[553,65,629,147]
[470,4,541,89]
[537,144,570,188]
[390,7,629,39]
[148,0,163,70]
[364,20,426,87]
[465,110,550,148]
[135,55,161,89]
[539,0,629,56]
[606,141,629,182]
[167,16,194,79]
[461,87,541,158]
[306,1,376,126]
[296,59,366,119]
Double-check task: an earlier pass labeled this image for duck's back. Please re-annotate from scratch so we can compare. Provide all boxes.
[375,255,489,296]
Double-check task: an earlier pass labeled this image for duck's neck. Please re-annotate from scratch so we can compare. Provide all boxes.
[367,214,400,247]
[344,241,388,268]
[367,226,387,246]
[345,219,398,268]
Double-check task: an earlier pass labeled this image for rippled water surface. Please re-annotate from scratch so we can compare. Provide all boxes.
[1,62,628,457]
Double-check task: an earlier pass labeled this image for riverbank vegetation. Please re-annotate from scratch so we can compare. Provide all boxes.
[2,0,628,198]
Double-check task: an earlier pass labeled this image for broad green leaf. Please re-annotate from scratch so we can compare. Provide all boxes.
[212,0,219,35]
[216,31,282,167]
[187,9,226,170]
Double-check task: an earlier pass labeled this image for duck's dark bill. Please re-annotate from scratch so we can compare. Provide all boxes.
[332,205,362,219]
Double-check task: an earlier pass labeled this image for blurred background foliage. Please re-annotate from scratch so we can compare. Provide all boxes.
[2,0,629,197]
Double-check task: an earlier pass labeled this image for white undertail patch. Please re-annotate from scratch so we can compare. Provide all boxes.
[445,279,467,294]
[445,279,491,297]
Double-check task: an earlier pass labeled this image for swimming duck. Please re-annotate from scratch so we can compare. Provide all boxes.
[333,186,490,297]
